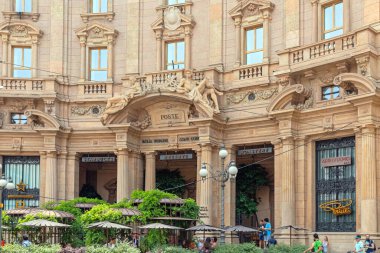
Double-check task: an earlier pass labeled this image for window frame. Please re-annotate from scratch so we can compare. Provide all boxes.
[89,47,108,82]
[321,85,340,101]
[10,113,28,125]
[12,46,32,78]
[322,1,343,39]
[244,26,264,65]
[167,0,186,5]
[14,0,32,13]
[165,40,185,70]
[90,0,108,13]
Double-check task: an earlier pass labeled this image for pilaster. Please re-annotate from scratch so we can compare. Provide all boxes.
[199,143,213,225]
[144,151,156,190]
[116,148,130,201]
[125,0,140,75]
[39,152,47,204]
[57,152,67,200]
[45,151,58,201]
[209,0,223,67]
[66,152,80,200]
[224,145,236,227]
[285,0,300,48]
[271,138,282,228]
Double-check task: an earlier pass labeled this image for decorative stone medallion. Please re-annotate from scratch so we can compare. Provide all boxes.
[164,6,181,31]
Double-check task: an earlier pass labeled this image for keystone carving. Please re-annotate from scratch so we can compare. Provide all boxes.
[291,84,313,110]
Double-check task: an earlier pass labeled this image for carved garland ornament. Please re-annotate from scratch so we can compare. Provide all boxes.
[226,87,278,105]
[71,105,105,116]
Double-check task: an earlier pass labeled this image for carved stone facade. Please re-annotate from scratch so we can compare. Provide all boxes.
[0,1,379,251]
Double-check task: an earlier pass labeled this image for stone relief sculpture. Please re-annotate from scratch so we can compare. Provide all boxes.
[100,71,223,125]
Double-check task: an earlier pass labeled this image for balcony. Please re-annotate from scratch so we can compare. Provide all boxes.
[72,81,113,101]
[0,78,58,98]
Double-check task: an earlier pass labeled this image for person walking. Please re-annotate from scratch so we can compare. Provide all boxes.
[263,218,272,248]
[322,236,329,253]
[364,234,376,253]
[258,220,265,249]
[352,235,364,253]
[304,233,323,253]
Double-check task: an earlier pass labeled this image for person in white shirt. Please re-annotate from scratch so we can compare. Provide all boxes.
[353,235,364,253]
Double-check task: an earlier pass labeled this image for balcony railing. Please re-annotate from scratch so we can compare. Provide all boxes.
[1,79,45,91]
[76,82,113,99]
[0,78,58,96]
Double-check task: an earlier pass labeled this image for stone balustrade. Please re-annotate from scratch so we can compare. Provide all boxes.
[0,78,58,97]
[76,82,113,96]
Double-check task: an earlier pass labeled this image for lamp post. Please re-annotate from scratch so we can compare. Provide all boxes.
[0,165,16,251]
[199,145,238,245]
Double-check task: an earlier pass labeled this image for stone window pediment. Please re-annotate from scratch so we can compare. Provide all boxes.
[229,0,274,24]
[0,22,43,43]
[75,23,118,46]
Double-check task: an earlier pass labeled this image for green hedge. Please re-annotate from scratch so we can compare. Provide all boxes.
[152,246,193,253]
[267,243,308,253]
[214,243,262,253]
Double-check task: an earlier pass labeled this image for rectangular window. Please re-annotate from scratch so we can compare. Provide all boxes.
[13,47,32,78]
[322,85,340,100]
[323,1,343,39]
[3,156,40,210]
[166,41,185,70]
[316,137,356,232]
[11,113,28,125]
[245,26,263,65]
[91,0,108,13]
[168,0,185,5]
[90,48,108,81]
[15,0,32,12]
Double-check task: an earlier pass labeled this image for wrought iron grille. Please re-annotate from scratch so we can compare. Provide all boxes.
[316,137,356,232]
[2,156,40,210]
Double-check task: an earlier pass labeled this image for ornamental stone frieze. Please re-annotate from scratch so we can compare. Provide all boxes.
[267,84,314,112]
[71,105,105,117]
[226,87,278,105]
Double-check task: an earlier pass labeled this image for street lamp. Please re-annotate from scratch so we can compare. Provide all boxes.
[0,165,15,251]
[199,144,238,245]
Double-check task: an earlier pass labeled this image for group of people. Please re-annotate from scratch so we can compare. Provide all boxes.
[196,237,218,253]
[303,233,329,253]
[258,218,277,248]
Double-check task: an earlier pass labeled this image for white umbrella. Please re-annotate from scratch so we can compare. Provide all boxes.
[139,223,183,230]
[87,221,132,230]
[186,224,224,240]
[225,225,258,232]
[20,219,70,228]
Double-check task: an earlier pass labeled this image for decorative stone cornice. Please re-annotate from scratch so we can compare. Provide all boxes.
[229,0,275,21]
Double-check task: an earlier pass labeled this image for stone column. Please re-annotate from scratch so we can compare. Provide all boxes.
[184,26,192,69]
[272,139,282,228]
[79,38,86,81]
[224,146,236,227]
[116,149,129,202]
[262,9,271,62]
[1,35,8,77]
[281,137,296,226]
[234,17,242,67]
[107,36,113,81]
[360,125,378,233]
[66,152,80,199]
[39,152,47,204]
[199,144,213,225]
[137,153,144,190]
[57,152,67,200]
[45,151,58,201]
[195,149,202,205]
[343,0,350,33]
[311,0,319,43]
[155,31,162,71]
[144,152,156,190]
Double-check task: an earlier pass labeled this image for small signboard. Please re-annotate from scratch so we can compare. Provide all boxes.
[321,156,351,167]
[159,154,193,160]
[81,156,116,163]
[237,147,273,156]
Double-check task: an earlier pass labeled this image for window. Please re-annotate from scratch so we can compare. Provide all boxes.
[166,41,185,70]
[323,1,343,39]
[168,0,185,5]
[11,113,28,124]
[322,85,340,100]
[245,27,263,65]
[13,47,32,78]
[91,0,108,13]
[90,48,108,81]
[15,0,32,12]
[316,137,356,232]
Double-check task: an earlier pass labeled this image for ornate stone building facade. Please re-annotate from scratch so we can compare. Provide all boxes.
[0,0,379,251]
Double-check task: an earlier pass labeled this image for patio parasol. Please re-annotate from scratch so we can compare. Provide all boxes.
[20,219,71,243]
[87,221,132,243]
[276,225,307,245]
[139,223,183,230]
[186,224,225,240]
[225,225,258,243]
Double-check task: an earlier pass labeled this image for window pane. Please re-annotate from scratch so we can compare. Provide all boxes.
[21,115,28,124]
[91,71,107,81]
[324,6,333,31]
[15,0,22,12]
[177,41,185,62]
[256,27,263,49]
[167,43,175,64]
[335,3,343,28]
[13,48,22,66]
[91,50,99,68]
[246,51,263,65]
[168,0,184,5]
[100,49,108,69]
[176,63,184,70]
[25,0,32,12]
[14,69,31,78]
[324,29,343,39]
[167,64,174,70]
[101,0,108,12]
[246,30,254,51]
[92,0,100,13]
[24,48,32,68]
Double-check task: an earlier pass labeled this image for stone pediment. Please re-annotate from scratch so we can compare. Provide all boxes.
[229,0,274,20]
[152,6,194,32]
[0,21,43,40]
[75,23,118,40]
[24,109,62,130]
[267,84,313,112]
[101,75,223,128]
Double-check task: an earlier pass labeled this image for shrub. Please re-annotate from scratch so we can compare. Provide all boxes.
[267,243,308,253]
[152,246,193,253]
[214,243,262,253]
[2,243,61,253]
[86,242,141,253]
